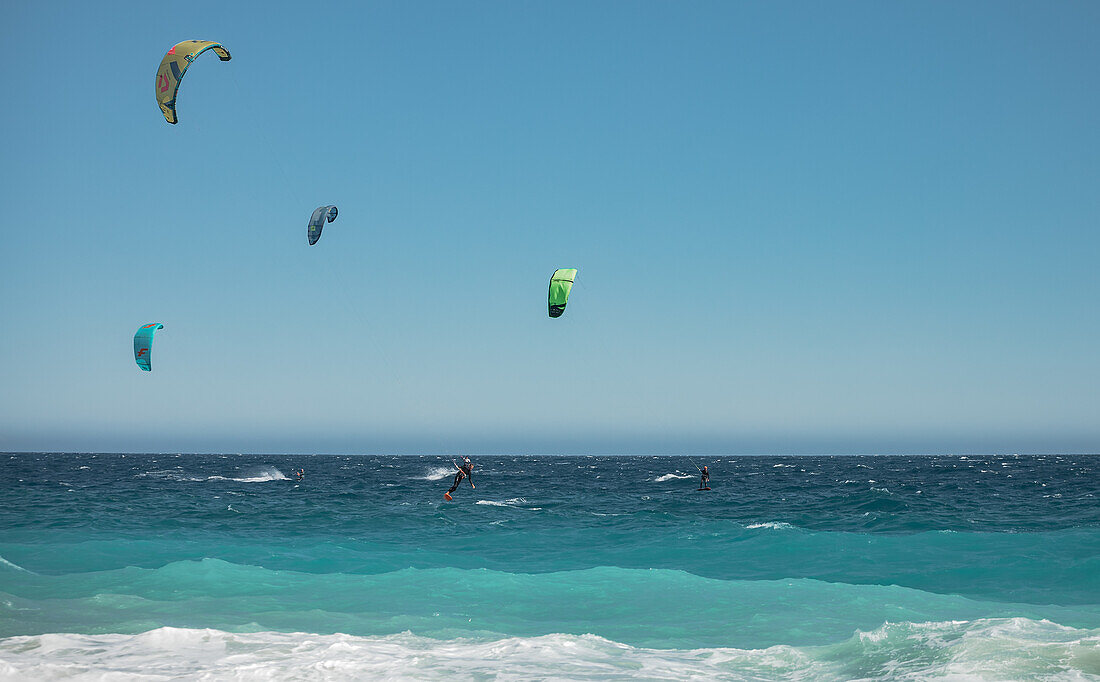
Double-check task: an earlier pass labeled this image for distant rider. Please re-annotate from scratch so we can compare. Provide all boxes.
[447,457,475,496]
[700,465,710,489]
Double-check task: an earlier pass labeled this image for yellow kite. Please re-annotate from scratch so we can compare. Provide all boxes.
[155,40,231,124]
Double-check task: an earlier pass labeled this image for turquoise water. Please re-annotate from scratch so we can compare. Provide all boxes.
[1,454,1098,679]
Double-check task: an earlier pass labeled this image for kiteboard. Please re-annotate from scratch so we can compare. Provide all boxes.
[444,492,453,501]
[697,487,711,491]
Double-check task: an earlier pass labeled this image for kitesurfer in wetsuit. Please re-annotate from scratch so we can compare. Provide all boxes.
[447,457,474,495]
[700,465,710,489]
[295,468,304,482]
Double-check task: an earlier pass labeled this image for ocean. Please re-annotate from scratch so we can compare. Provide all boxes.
[0,453,1097,680]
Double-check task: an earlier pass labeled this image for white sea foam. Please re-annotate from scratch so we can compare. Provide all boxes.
[655,473,693,481]
[0,628,808,681]
[475,498,540,510]
[137,466,289,483]
[1,620,1096,681]
[417,466,454,481]
[746,522,796,530]
[206,467,288,483]
[229,465,289,482]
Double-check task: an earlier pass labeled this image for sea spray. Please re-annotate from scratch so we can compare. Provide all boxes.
[655,473,694,482]
[417,466,454,481]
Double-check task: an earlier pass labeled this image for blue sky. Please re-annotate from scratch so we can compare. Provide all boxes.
[1,1,1097,454]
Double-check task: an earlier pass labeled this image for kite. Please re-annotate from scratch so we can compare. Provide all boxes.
[308,205,339,245]
[134,323,164,372]
[548,269,577,318]
[155,40,231,124]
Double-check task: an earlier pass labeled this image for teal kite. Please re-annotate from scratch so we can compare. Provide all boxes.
[548,269,577,318]
[134,323,164,372]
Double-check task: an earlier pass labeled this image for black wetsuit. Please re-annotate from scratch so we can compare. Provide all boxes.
[700,469,710,488]
[448,464,473,494]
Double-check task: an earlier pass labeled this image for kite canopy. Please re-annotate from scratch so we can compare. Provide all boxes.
[133,323,164,372]
[307,205,339,245]
[155,40,231,124]
[548,269,578,318]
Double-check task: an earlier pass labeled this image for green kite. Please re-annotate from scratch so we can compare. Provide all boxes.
[548,269,577,318]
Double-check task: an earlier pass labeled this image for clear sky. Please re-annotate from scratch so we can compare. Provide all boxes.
[1,1,1098,454]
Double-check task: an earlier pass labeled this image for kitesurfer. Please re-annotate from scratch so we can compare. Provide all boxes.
[295,468,304,482]
[699,465,710,489]
[447,457,475,496]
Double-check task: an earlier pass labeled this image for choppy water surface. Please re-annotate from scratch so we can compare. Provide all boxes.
[1,454,1098,680]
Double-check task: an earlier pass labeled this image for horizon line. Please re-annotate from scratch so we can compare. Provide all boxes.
[5,451,1099,457]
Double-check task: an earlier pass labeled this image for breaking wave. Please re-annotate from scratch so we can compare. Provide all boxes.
[1,619,1098,681]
